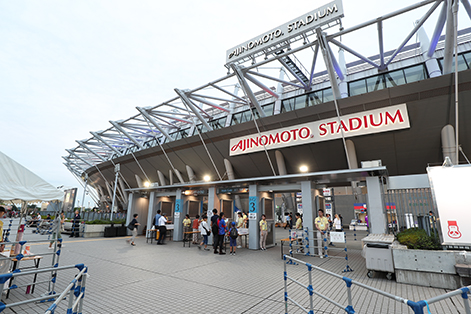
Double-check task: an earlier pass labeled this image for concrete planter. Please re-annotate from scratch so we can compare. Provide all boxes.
[83,224,112,238]
[392,248,461,289]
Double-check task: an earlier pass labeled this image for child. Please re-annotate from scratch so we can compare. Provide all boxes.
[228,221,238,256]
[198,215,210,251]
[192,215,200,244]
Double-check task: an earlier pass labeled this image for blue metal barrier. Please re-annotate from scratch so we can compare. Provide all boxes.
[0,264,88,313]
[283,255,471,314]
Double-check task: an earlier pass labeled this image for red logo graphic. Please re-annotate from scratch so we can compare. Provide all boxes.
[448,221,462,239]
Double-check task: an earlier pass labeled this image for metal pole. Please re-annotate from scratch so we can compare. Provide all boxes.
[453,0,459,163]
[307,264,314,312]
[284,256,289,314]
[110,164,120,221]
[80,177,88,215]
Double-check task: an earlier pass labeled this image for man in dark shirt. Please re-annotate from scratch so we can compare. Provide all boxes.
[70,210,81,238]
[211,209,219,254]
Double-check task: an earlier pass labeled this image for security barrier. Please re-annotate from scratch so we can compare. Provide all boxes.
[285,228,353,272]
[0,238,63,298]
[283,255,471,314]
[0,264,88,313]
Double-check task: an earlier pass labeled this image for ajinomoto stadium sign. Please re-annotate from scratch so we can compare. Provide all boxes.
[225,0,344,64]
[229,104,410,156]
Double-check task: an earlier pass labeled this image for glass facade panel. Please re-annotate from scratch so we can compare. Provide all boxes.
[209,117,226,129]
[463,52,471,68]
[294,94,307,110]
[385,70,406,88]
[323,88,333,102]
[281,98,295,113]
[306,92,322,106]
[231,112,242,125]
[366,75,385,92]
[404,65,426,83]
[349,80,367,96]
[262,103,274,116]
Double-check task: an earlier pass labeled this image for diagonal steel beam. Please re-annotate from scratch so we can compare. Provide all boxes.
[209,83,247,103]
[190,93,246,105]
[110,121,145,150]
[91,131,123,156]
[230,64,266,118]
[76,141,107,162]
[378,21,385,70]
[329,38,380,69]
[65,149,93,168]
[428,1,448,57]
[246,70,305,89]
[136,107,172,142]
[174,88,213,131]
[385,0,441,67]
[317,28,341,100]
[308,43,319,90]
[243,72,279,99]
[443,0,457,74]
[188,95,231,112]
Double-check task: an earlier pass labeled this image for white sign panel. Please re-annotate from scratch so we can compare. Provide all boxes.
[330,232,345,243]
[174,212,180,219]
[226,0,344,64]
[230,104,410,156]
[427,165,471,245]
[248,213,257,220]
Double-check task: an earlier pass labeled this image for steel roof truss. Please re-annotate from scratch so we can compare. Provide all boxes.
[230,64,266,118]
[243,72,279,99]
[246,70,305,89]
[187,95,231,112]
[136,107,172,141]
[175,88,213,131]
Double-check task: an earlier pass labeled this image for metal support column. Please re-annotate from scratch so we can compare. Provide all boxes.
[173,188,183,241]
[147,192,156,235]
[110,164,120,221]
[249,184,260,250]
[230,64,266,118]
[366,177,387,234]
[301,181,316,252]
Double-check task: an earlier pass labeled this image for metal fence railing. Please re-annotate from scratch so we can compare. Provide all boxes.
[283,255,471,314]
[0,263,88,314]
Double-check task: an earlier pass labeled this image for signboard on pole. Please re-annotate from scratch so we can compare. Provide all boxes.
[427,165,471,245]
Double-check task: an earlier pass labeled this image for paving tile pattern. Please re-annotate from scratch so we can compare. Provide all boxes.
[0,223,467,313]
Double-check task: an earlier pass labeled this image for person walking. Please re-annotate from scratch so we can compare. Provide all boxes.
[315,209,329,258]
[70,210,81,238]
[198,215,210,251]
[259,214,268,251]
[126,214,140,246]
[183,214,191,243]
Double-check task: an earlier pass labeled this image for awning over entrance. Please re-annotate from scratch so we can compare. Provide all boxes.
[125,166,388,193]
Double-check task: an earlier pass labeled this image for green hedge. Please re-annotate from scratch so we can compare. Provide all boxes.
[85,219,126,225]
[397,227,441,250]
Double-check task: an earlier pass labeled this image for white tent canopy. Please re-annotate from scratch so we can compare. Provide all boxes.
[0,151,64,203]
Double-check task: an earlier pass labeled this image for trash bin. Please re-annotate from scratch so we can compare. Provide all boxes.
[364,242,394,280]
[104,226,117,237]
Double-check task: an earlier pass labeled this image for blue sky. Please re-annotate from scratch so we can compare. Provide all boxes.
[1,0,469,207]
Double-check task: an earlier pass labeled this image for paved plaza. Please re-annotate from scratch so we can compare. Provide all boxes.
[1,221,467,313]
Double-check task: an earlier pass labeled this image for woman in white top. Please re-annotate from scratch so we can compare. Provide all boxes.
[333,214,342,231]
[198,215,210,251]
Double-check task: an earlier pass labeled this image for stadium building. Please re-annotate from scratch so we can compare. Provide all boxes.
[64,0,471,249]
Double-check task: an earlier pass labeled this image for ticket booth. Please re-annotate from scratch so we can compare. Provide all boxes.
[262,197,275,247]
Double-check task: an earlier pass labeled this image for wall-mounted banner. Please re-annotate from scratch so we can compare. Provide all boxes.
[229,104,410,156]
[226,0,344,64]
[427,165,471,246]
